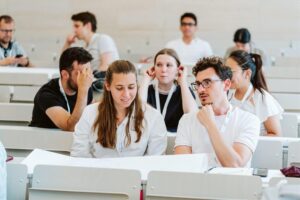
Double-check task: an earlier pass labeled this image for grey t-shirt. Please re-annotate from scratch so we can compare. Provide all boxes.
[86,33,119,71]
[0,41,27,67]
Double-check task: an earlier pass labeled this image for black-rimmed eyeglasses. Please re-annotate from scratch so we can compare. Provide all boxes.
[191,79,222,90]
[0,29,15,33]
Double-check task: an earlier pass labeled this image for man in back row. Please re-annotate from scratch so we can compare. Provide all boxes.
[62,11,119,79]
[30,47,94,131]
[166,12,213,65]
[175,57,260,167]
[0,15,31,67]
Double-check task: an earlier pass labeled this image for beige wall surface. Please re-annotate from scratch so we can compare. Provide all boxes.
[0,0,300,67]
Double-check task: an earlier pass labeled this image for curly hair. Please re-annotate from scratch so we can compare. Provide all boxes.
[193,56,232,80]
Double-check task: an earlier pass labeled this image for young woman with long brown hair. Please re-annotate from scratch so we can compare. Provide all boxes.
[71,60,167,158]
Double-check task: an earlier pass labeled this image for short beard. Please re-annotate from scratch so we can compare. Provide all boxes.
[67,78,77,92]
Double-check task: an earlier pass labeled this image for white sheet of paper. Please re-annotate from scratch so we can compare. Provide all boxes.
[22,149,211,180]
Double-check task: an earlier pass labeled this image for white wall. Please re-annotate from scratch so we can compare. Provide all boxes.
[1,0,300,67]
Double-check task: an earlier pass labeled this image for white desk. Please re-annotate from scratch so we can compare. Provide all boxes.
[0,67,59,86]
[0,103,33,122]
[209,167,284,188]
[0,125,72,157]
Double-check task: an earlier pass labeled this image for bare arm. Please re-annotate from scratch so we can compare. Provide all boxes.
[264,115,282,136]
[62,34,76,53]
[177,66,198,113]
[138,66,155,102]
[0,57,17,66]
[98,52,114,72]
[46,67,93,131]
[174,145,192,154]
[197,105,252,167]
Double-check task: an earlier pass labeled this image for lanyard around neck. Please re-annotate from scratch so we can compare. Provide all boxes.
[58,78,70,113]
[155,83,176,119]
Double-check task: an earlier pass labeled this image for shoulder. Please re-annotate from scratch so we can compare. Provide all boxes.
[98,34,114,42]
[37,78,60,97]
[166,38,181,47]
[180,111,198,124]
[84,102,99,114]
[233,106,260,124]
[195,38,211,46]
[143,103,160,116]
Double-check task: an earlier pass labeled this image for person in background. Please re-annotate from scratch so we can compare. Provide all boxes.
[139,48,198,132]
[225,50,283,136]
[166,12,213,65]
[224,28,270,67]
[0,15,31,67]
[62,11,119,91]
[30,47,93,131]
[175,56,260,168]
[71,60,167,158]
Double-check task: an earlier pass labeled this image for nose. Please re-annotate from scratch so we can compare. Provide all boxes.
[197,84,205,93]
[122,88,130,98]
[161,65,168,72]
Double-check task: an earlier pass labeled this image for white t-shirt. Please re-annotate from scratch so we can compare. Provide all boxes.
[230,89,283,135]
[166,37,213,65]
[86,33,119,71]
[71,103,167,158]
[0,141,7,200]
[175,106,260,166]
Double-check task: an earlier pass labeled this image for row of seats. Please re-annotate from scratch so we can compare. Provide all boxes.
[2,125,300,168]
[7,162,300,200]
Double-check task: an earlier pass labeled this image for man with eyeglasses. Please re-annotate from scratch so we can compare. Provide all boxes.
[0,15,31,67]
[175,57,260,167]
[166,12,213,65]
[29,47,94,131]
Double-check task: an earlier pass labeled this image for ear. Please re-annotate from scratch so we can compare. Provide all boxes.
[223,79,231,92]
[104,81,110,91]
[60,70,70,80]
[244,69,252,80]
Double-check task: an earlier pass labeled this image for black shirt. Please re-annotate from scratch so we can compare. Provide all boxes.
[147,85,195,132]
[29,78,93,129]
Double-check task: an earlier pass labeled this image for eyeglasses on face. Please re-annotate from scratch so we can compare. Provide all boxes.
[0,29,15,33]
[180,22,196,27]
[191,79,222,90]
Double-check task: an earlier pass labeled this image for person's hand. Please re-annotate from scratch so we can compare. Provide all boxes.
[15,56,29,66]
[144,66,156,81]
[177,65,187,85]
[77,65,93,92]
[197,104,216,129]
[139,56,152,63]
[65,33,76,46]
[2,56,17,66]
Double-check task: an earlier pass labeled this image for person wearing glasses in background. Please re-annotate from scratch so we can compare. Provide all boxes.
[0,15,31,67]
[175,57,260,167]
[166,12,213,65]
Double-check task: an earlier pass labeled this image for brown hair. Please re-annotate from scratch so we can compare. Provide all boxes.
[93,60,144,148]
[154,48,181,67]
[229,50,268,94]
[193,56,232,80]
[0,15,14,24]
